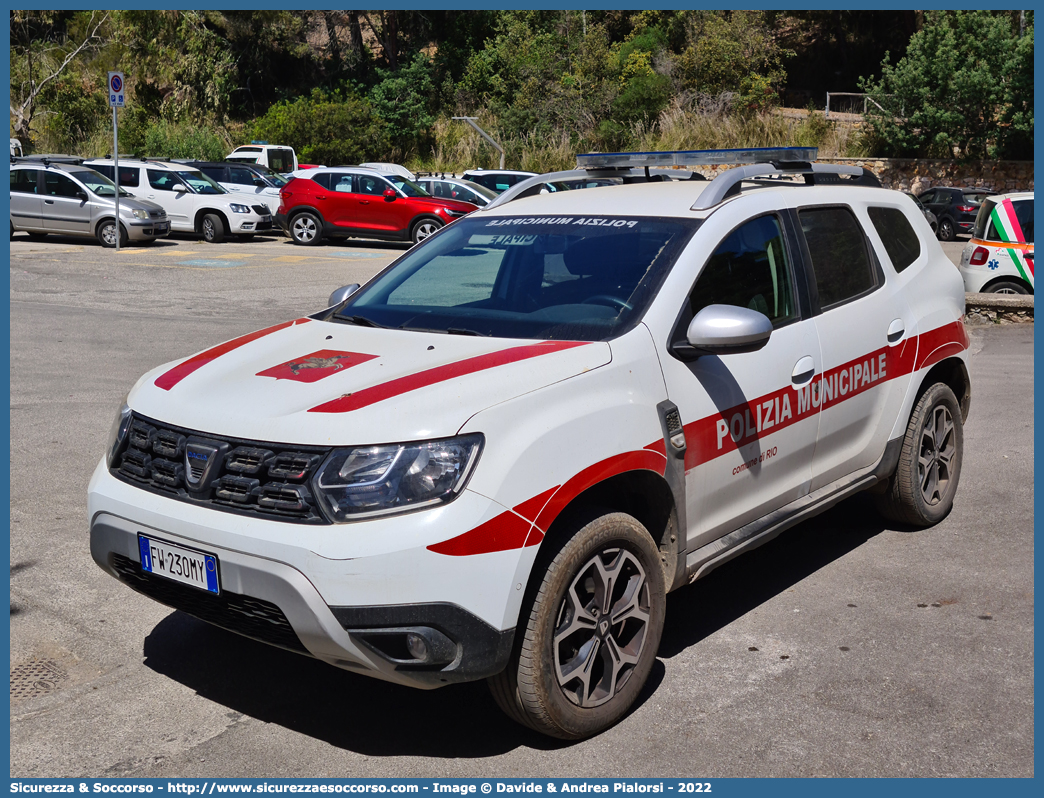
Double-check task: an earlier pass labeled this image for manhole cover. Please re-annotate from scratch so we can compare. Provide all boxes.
[11,658,67,700]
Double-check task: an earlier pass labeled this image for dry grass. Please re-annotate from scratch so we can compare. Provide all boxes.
[413,103,869,174]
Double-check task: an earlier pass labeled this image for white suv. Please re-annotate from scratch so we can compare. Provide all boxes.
[83,158,274,242]
[89,148,970,739]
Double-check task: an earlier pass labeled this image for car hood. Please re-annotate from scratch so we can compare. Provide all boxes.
[128,317,611,445]
[115,196,166,214]
[409,196,477,213]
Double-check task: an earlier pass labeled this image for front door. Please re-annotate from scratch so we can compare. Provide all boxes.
[657,213,823,550]
[42,171,91,235]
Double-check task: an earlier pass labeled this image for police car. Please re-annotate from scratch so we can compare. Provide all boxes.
[89,148,970,739]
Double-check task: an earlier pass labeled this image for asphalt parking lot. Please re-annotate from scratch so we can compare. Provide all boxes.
[8,231,1033,778]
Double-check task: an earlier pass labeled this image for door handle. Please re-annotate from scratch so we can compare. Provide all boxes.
[887,319,905,344]
[792,356,815,385]
[315,195,327,200]
[44,199,54,204]
[359,200,370,205]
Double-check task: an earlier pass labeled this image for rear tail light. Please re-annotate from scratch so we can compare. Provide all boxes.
[969,246,989,266]
[956,205,976,213]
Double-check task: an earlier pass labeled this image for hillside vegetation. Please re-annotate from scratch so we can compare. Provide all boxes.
[10,10,1033,169]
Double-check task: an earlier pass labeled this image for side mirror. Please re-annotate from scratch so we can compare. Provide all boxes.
[76,191,88,201]
[672,304,773,359]
[328,283,361,307]
[173,184,187,192]
[383,188,397,201]
[253,178,266,187]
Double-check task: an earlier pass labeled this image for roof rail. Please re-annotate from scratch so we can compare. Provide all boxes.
[689,162,881,210]
[12,154,84,165]
[484,167,703,210]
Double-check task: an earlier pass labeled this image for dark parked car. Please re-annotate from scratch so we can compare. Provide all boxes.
[917,186,992,241]
[905,192,938,233]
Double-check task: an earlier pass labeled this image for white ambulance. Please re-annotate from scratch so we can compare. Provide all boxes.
[89,148,970,739]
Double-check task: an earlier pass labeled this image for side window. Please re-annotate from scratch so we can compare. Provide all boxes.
[309,172,331,190]
[333,173,355,193]
[918,189,935,204]
[688,215,797,326]
[148,169,182,191]
[10,169,39,194]
[117,167,139,187]
[799,206,878,309]
[867,206,921,273]
[357,175,386,195]
[91,165,115,181]
[227,167,256,185]
[44,172,82,198]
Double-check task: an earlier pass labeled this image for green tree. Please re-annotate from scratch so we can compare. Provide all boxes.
[253,89,390,164]
[369,52,437,158]
[860,11,1034,159]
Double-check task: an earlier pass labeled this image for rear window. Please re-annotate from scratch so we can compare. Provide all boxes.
[867,206,921,273]
[266,149,295,173]
[799,206,878,309]
[977,198,1034,244]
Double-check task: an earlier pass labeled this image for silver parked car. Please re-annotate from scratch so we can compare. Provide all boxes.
[10,157,169,247]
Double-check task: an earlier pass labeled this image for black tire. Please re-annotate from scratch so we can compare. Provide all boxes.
[289,211,323,246]
[26,231,48,241]
[411,217,443,244]
[875,383,963,527]
[489,511,665,739]
[937,218,955,241]
[10,222,14,240]
[95,219,127,248]
[987,280,1030,295]
[201,213,225,244]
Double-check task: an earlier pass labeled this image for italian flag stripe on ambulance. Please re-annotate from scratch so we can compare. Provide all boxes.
[990,198,1034,287]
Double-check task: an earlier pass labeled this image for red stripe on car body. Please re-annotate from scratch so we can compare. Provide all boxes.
[309,340,590,414]
[155,319,310,391]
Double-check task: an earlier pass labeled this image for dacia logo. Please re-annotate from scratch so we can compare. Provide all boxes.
[186,451,209,462]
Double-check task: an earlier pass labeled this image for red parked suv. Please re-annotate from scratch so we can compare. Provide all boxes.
[276,167,477,246]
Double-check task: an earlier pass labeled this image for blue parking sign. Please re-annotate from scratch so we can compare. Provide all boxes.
[108,71,125,107]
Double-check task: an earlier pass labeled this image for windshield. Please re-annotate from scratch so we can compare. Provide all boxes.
[254,166,288,187]
[175,170,227,195]
[72,170,132,197]
[385,177,430,198]
[336,215,697,341]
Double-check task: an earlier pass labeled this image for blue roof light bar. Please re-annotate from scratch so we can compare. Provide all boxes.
[576,147,818,169]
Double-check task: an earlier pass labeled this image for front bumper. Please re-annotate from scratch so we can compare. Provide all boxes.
[88,461,525,688]
[126,217,170,241]
[228,213,273,234]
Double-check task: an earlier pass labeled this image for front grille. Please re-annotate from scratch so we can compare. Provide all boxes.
[149,210,165,219]
[111,413,331,524]
[111,554,307,654]
[251,204,270,215]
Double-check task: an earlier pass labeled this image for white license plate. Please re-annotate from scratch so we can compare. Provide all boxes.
[155,223,168,232]
[138,534,219,594]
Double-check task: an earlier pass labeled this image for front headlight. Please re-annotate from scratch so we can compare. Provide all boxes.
[130,209,150,219]
[442,208,468,218]
[106,403,133,467]
[229,203,250,214]
[313,434,483,522]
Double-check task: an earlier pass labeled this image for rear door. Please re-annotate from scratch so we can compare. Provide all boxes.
[146,168,194,229]
[10,168,43,231]
[795,204,914,489]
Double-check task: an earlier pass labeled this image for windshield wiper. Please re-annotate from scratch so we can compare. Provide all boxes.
[340,314,388,329]
[446,327,490,336]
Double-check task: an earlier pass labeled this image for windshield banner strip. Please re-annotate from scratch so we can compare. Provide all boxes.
[309,340,589,414]
[154,318,310,391]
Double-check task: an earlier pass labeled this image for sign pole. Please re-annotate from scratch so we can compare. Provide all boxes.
[113,104,119,251]
[108,70,125,251]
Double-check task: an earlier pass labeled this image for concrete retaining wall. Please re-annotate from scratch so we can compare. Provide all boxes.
[965,293,1034,325]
